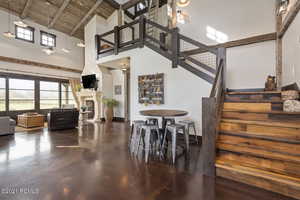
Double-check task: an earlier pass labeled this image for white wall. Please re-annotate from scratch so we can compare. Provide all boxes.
[111,70,125,118]
[178,0,276,89]
[282,11,300,86]
[98,47,211,135]
[0,10,84,79]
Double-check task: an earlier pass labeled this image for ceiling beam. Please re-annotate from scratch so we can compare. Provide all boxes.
[122,0,144,10]
[0,56,82,74]
[278,0,300,38]
[21,0,33,19]
[49,0,71,28]
[70,0,103,36]
[104,0,120,9]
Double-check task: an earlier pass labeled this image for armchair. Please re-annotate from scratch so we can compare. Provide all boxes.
[0,117,16,136]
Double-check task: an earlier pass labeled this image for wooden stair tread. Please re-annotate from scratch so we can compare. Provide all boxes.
[216,162,300,200]
[223,109,300,115]
[218,143,300,164]
[225,99,283,103]
[217,151,300,179]
[221,118,300,129]
[216,160,300,184]
[227,91,283,95]
[219,131,300,144]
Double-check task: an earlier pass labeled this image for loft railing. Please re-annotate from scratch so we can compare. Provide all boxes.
[95,16,223,84]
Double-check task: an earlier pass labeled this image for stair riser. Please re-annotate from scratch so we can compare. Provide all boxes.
[220,122,300,142]
[218,134,300,157]
[216,166,300,200]
[217,151,300,178]
[225,93,281,102]
[223,102,283,112]
[223,111,300,122]
[218,142,300,164]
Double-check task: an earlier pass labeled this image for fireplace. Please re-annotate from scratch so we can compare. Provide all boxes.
[77,90,102,122]
[86,100,95,119]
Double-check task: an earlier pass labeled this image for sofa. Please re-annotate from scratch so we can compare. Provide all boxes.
[0,117,16,136]
[47,109,79,131]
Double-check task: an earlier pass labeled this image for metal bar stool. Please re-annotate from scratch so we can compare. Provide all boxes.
[162,118,175,130]
[146,118,159,125]
[137,124,160,163]
[178,120,198,144]
[129,120,145,155]
[161,124,189,164]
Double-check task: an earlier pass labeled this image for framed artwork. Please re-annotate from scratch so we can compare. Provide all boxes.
[114,85,122,95]
[138,73,164,105]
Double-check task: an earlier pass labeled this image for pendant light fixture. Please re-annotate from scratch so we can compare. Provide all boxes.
[42,47,55,55]
[177,0,190,7]
[77,41,85,48]
[76,1,85,48]
[177,10,190,24]
[14,0,28,28]
[43,1,55,55]
[62,48,70,53]
[3,0,15,38]
[62,33,71,53]
[278,0,289,15]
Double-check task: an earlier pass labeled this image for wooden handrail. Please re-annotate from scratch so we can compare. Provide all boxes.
[98,30,115,38]
[100,38,114,46]
[179,34,218,55]
[210,59,224,97]
[119,19,139,30]
[146,19,173,34]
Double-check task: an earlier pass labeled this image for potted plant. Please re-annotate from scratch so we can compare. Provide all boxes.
[103,98,119,122]
[76,84,82,92]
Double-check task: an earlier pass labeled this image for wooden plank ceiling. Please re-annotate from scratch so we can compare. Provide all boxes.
[0,0,119,39]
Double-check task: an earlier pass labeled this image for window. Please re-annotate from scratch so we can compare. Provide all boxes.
[0,78,5,111]
[61,83,75,106]
[15,25,34,43]
[9,79,35,111]
[40,81,59,109]
[40,31,56,47]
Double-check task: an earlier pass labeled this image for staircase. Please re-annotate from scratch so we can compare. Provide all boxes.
[96,15,223,85]
[216,90,300,200]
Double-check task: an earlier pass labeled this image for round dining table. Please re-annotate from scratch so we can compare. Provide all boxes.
[140,109,188,131]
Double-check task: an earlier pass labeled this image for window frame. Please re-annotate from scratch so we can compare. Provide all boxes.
[15,25,35,43]
[61,83,75,106]
[0,72,73,114]
[0,77,6,112]
[40,31,56,47]
[8,78,35,111]
[39,81,60,110]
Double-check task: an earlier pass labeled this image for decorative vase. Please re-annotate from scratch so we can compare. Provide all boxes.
[105,107,113,122]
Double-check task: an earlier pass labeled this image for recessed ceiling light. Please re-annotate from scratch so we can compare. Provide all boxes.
[3,31,15,38]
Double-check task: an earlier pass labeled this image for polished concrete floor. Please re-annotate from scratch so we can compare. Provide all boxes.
[0,122,294,200]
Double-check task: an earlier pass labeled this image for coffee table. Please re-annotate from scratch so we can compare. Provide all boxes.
[17,114,45,128]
